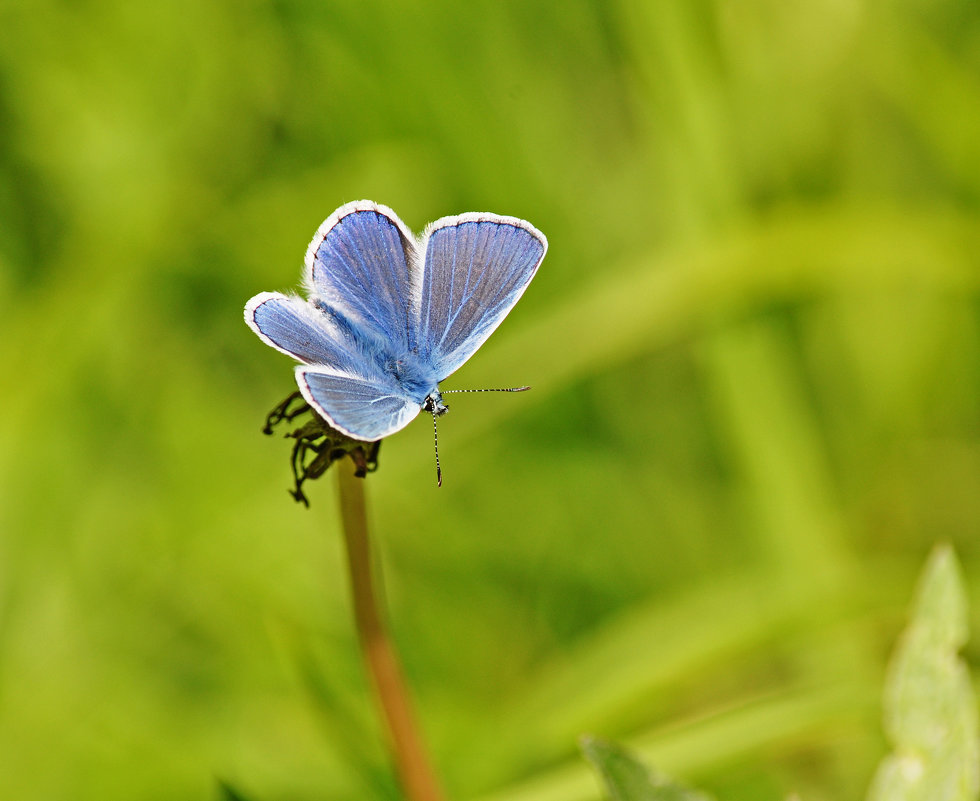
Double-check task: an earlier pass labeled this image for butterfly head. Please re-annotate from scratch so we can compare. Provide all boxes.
[422,391,449,417]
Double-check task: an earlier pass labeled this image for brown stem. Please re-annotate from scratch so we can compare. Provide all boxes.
[336,460,446,801]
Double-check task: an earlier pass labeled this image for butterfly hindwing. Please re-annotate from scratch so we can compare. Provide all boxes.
[296,366,421,442]
[414,214,547,379]
[245,291,366,374]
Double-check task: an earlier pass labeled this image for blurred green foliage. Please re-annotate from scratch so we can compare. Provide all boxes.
[1,1,979,800]
[581,547,978,801]
[583,736,714,801]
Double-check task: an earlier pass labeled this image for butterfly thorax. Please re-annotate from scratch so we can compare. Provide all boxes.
[378,350,443,410]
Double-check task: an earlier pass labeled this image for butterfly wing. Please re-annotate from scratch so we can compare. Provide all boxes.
[250,204,545,442]
[245,291,367,374]
[296,366,420,441]
[414,214,547,379]
[304,201,419,352]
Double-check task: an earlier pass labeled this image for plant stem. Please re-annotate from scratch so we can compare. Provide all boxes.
[336,461,446,801]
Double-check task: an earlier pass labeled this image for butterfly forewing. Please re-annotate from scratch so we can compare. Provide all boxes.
[415,215,546,380]
[305,202,419,352]
[296,367,420,442]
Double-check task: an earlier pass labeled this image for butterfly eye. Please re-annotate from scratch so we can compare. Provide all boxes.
[422,395,448,416]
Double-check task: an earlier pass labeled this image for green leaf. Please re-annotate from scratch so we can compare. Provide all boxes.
[867,544,980,801]
[581,736,713,801]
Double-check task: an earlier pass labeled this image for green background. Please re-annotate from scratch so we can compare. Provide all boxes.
[1,1,978,799]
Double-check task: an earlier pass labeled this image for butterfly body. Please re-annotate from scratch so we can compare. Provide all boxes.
[246,200,546,443]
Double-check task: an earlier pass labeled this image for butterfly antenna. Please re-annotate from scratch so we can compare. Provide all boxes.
[442,386,531,394]
[430,387,529,487]
[431,411,442,487]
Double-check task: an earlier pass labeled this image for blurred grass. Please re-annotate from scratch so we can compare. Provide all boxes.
[1,1,979,800]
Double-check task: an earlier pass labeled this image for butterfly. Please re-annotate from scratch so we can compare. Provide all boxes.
[245,200,547,481]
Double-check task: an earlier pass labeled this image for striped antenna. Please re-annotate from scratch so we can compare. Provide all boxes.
[442,386,530,394]
[431,411,442,487]
[431,387,531,486]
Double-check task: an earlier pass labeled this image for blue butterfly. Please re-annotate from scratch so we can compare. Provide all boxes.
[245,200,547,475]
